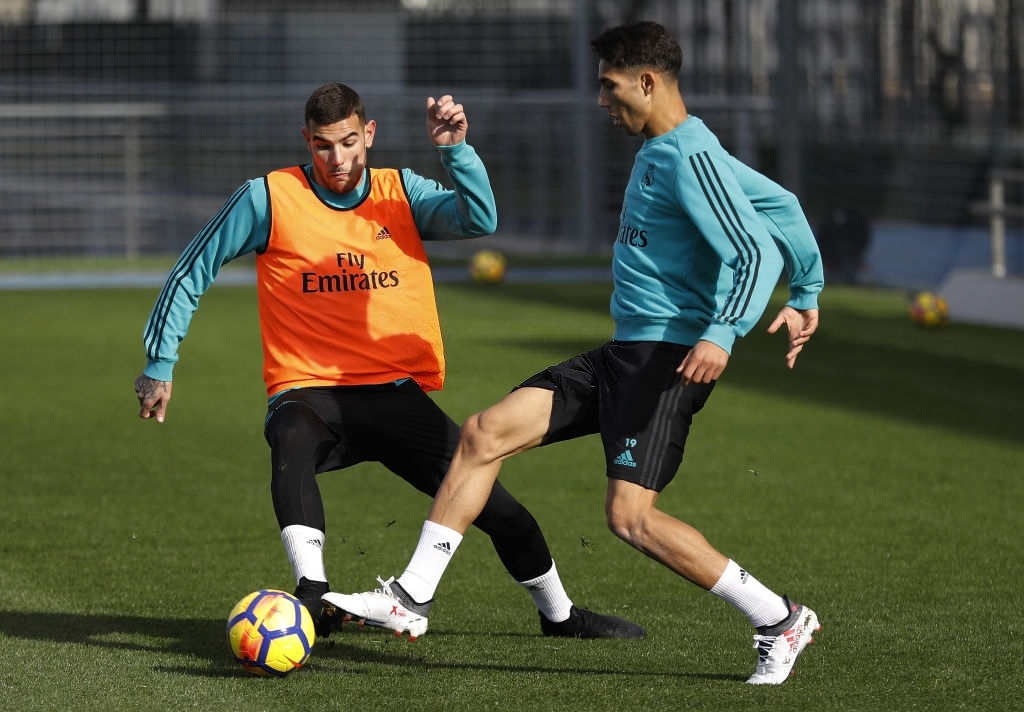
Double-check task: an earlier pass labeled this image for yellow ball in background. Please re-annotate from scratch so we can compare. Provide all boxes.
[909,291,950,328]
[469,249,507,284]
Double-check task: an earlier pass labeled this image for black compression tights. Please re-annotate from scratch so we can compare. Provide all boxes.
[267,402,553,582]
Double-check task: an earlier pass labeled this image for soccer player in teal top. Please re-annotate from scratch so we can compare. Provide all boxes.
[328,23,824,684]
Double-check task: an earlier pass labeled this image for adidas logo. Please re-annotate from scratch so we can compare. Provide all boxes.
[613,449,638,467]
[784,629,800,656]
[433,541,452,555]
[739,568,749,584]
[375,225,392,240]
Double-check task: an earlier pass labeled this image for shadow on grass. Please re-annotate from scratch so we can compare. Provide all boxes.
[722,316,1024,445]
[467,282,1024,446]
[0,610,744,681]
[310,628,745,681]
[0,610,423,678]
[505,331,1024,446]
[0,610,249,677]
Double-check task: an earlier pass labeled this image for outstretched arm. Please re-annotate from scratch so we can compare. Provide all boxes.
[134,179,267,422]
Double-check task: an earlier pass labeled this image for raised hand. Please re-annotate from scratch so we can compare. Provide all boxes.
[426,95,468,146]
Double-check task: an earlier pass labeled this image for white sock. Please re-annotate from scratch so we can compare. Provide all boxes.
[709,559,789,628]
[280,525,327,584]
[396,520,463,603]
[518,559,573,623]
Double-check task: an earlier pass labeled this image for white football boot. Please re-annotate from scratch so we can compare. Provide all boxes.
[746,596,821,684]
[322,575,430,640]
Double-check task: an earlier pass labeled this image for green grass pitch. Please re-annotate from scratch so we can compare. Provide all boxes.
[0,280,1021,711]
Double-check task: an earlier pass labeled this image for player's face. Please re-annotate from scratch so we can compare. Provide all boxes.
[302,115,376,194]
[597,60,650,137]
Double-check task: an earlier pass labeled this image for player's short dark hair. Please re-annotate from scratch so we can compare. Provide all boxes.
[590,21,683,77]
[305,83,367,127]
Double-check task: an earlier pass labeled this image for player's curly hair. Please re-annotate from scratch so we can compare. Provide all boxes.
[590,21,683,76]
[305,83,367,127]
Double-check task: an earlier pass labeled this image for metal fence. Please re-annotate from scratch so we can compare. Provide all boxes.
[1,0,1022,281]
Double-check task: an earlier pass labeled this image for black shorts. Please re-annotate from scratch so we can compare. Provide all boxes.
[518,341,716,492]
[263,380,459,497]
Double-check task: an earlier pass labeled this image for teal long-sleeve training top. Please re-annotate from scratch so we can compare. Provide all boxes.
[610,116,823,354]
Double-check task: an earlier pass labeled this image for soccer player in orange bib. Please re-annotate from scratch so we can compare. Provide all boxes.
[134,82,644,642]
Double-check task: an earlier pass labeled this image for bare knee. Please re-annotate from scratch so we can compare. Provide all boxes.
[457,411,504,464]
[605,499,650,548]
[457,395,548,465]
[604,479,665,551]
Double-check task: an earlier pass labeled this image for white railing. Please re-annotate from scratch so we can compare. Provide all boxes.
[0,102,168,259]
[973,169,1024,278]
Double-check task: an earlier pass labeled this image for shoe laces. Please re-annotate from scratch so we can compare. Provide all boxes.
[374,575,398,597]
[751,633,779,664]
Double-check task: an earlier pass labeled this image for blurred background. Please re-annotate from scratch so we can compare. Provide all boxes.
[1,0,1022,302]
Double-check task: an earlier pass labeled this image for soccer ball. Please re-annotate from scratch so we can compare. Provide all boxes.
[909,291,950,328]
[226,589,315,677]
[469,249,507,284]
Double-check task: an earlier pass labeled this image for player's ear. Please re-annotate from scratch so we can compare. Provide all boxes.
[639,71,657,97]
[364,119,377,148]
